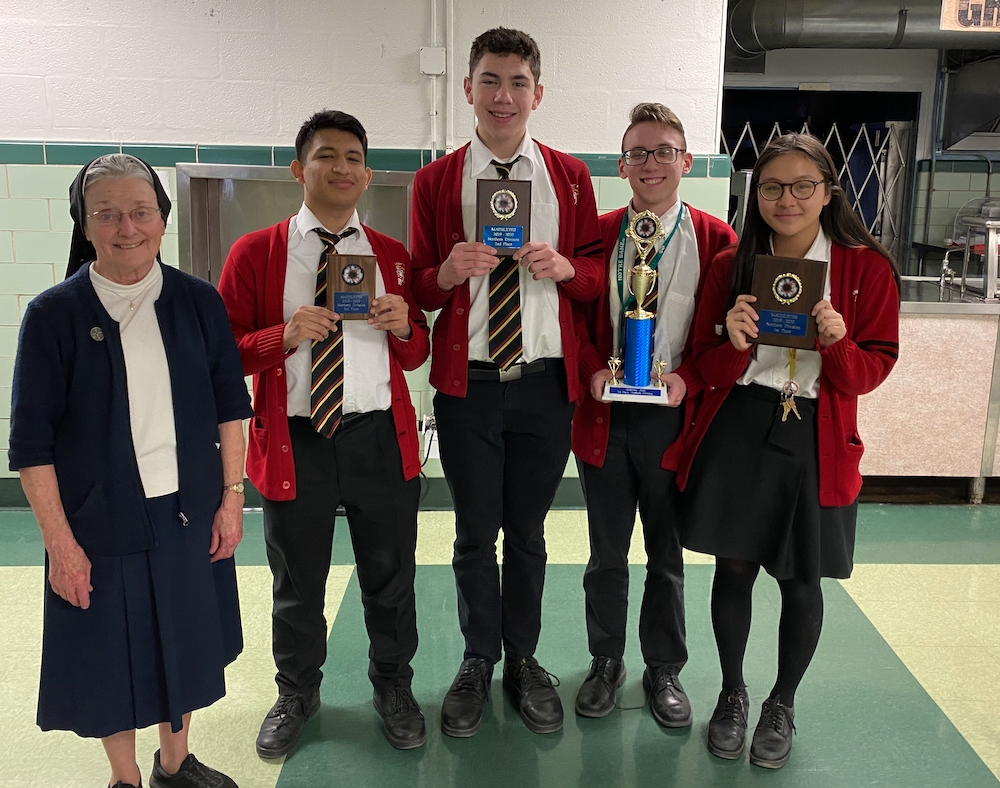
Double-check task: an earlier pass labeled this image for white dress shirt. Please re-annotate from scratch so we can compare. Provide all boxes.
[283,203,392,417]
[90,263,179,497]
[461,131,563,362]
[608,199,700,374]
[738,228,833,398]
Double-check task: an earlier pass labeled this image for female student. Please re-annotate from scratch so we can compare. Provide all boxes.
[677,133,900,769]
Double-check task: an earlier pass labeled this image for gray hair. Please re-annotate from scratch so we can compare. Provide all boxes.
[83,153,155,194]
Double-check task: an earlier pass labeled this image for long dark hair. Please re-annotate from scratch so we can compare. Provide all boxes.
[728,133,901,310]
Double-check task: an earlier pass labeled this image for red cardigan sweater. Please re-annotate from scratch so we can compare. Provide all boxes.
[572,204,737,469]
[409,141,604,402]
[217,220,430,501]
[676,244,900,507]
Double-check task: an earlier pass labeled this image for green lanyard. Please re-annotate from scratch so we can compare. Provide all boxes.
[615,204,685,311]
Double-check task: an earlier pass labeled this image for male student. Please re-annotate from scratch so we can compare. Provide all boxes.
[218,110,430,753]
[409,27,603,737]
[571,103,737,725]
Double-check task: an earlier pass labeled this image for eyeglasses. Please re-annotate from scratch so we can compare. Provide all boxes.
[757,180,827,201]
[621,146,686,166]
[87,206,162,226]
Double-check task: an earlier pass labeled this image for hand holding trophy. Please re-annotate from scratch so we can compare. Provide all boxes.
[603,210,670,404]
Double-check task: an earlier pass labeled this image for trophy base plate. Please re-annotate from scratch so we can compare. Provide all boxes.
[602,382,670,404]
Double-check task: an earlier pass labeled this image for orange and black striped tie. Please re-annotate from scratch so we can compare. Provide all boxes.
[311,226,357,438]
[488,156,523,371]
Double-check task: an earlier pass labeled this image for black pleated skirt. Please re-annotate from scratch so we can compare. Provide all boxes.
[37,493,243,738]
[681,383,858,583]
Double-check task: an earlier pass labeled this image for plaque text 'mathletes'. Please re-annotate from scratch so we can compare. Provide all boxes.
[477,179,531,255]
[748,254,828,350]
[328,254,377,320]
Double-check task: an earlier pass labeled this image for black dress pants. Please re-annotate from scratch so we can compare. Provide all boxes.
[578,402,687,667]
[434,361,574,664]
[261,411,419,696]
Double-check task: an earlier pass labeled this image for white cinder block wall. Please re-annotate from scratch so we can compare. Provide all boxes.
[0,0,728,154]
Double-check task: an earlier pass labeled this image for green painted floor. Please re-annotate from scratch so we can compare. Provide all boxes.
[3,504,1000,787]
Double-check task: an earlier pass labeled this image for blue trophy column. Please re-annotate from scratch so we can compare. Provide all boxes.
[624,315,654,387]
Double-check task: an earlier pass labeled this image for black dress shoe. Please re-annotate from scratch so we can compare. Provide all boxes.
[373,682,427,749]
[149,751,237,788]
[575,656,625,718]
[749,696,795,769]
[110,782,141,788]
[441,658,494,738]
[255,690,321,759]
[707,686,749,759]
[503,656,564,734]
[642,665,692,727]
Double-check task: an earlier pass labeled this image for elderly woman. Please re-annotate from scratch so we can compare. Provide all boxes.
[9,154,253,788]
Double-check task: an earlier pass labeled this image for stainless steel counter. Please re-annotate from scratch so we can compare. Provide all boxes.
[900,278,1000,314]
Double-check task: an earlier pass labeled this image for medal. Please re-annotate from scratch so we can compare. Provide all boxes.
[780,349,801,422]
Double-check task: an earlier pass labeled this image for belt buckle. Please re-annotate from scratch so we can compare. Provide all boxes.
[498,365,522,382]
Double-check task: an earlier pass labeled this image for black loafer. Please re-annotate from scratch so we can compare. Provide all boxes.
[149,751,237,788]
[373,682,427,749]
[749,696,796,769]
[255,690,321,759]
[575,656,625,718]
[110,782,141,788]
[707,687,749,759]
[441,658,493,738]
[503,656,563,734]
[643,665,692,727]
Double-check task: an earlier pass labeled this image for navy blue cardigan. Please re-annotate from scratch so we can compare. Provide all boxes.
[9,263,253,556]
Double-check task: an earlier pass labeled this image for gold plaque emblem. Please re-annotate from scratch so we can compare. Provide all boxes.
[490,189,517,220]
[772,273,802,305]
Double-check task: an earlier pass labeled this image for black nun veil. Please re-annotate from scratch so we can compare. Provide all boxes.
[65,154,173,279]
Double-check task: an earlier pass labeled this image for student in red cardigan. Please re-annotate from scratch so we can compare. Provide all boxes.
[679,133,900,769]
[217,111,430,755]
[409,28,603,737]
[571,103,735,726]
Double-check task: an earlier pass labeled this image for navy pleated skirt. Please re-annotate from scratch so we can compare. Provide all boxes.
[37,493,242,738]
[681,383,858,583]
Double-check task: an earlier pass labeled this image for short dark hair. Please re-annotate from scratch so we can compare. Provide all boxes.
[469,27,541,84]
[295,110,368,163]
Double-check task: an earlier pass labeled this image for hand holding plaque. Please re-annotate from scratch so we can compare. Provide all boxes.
[477,179,532,255]
[328,254,378,320]
[748,255,828,349]
[603,210,670,405]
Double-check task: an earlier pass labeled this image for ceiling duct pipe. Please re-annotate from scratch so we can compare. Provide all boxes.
[729,0,1000,56]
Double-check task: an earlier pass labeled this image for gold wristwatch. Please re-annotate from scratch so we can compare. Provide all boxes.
[223,482,245,495]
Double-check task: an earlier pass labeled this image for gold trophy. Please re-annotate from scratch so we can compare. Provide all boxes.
[603,210,670,404]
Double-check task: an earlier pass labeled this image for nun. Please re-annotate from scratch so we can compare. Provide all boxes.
[8,153,253,788]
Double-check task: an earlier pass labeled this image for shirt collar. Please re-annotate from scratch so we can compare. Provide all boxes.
[626,198,683,229]
[294,202,362,241]
[768,227,831,262]
[469,130,539,179]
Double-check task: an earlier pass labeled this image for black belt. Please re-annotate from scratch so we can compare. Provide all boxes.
[289,411,376,431]
[467,358,561,383]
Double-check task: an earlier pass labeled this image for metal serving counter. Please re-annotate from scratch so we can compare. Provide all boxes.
[859,276,1000,499]
[175,163,413,285]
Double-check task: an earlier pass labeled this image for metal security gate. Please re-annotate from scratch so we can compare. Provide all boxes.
[721,121,916,264]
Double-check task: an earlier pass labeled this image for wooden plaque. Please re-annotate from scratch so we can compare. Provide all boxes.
[748,254,828,350]
[327,254,377,320]
[476,179,531,255]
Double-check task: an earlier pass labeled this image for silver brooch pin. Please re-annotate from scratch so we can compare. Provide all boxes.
[90,327,104,342]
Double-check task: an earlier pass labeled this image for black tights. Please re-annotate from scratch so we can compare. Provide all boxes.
[710,557,824,707]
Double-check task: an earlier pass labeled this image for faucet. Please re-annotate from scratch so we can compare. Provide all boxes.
[939,250,956,288]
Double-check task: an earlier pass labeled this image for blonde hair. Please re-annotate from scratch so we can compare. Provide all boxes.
[622,103,686,151]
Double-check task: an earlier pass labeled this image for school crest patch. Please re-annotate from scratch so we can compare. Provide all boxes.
[395,261,406,286]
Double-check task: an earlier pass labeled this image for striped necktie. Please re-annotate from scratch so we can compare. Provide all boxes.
[311,226,358,438]
[488,156,523,371]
